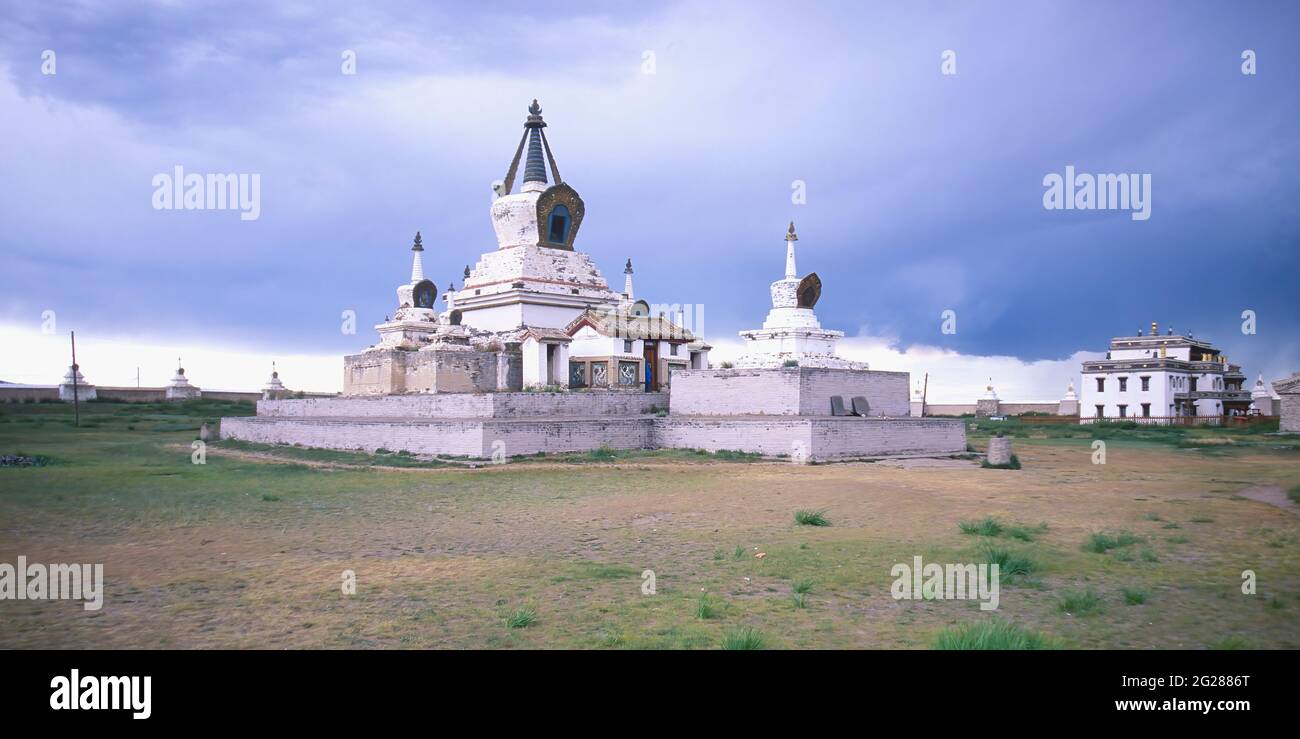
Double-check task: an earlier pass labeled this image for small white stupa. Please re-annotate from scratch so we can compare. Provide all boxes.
[262,362,289,400]
[165,358,201,401]
[58,364,97,401]
[1252,374,1275,416]
[1059,378,1079,416]
[733,222,867,369]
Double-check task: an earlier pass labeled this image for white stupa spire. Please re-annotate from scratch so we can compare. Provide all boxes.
[623,259,635,300]
[410,231,425,283]
[784,221,798,279]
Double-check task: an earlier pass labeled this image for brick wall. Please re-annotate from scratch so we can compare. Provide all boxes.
[797,367,910,416]
[256,391,668,419]
[0,386,59,402]
[1281,394,1300,433]
[221,417,487,456]
[484,418,656,456]
[655,416,965,460]
[669,368,800,415]
[808,418,966,458]
[669,367,910,416]
[224,403,964,460]
[654,417,812,456]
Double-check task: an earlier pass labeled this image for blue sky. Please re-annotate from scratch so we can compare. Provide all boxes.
[1,0,1297,396]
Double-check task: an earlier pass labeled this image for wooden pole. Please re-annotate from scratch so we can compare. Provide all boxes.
[70,331,80,428]
[921,372,929,417]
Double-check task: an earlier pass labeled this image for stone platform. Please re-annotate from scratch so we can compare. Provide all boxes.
[220,389,966,462]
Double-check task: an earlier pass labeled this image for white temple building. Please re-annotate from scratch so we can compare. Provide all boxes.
[733,222,866,370]
[343,100,704,395]
[221,100,967,462]
[1079,322,1251,421]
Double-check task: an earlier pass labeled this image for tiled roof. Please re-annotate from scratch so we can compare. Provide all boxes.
[566,309,695,342]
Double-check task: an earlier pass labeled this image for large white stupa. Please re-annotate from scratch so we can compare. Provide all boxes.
[733,222,867,370]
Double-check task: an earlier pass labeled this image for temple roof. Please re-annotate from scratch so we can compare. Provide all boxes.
[566,308,695,342]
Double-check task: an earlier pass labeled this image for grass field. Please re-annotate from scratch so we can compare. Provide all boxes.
[2,400,1299,649]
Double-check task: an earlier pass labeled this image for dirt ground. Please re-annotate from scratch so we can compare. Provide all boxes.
[2,430,1298,649]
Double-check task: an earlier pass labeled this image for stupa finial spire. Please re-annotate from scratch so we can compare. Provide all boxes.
[784,221,798,279]
[501,99,562,195]
[410,231,425,283]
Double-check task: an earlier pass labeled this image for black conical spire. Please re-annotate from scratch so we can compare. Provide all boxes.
[501,99,563,194]
[523,100,548,184]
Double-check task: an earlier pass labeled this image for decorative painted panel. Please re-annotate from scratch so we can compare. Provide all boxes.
[618,361,638,386]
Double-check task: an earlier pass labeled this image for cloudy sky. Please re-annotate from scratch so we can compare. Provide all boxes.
[1,0,1296,401]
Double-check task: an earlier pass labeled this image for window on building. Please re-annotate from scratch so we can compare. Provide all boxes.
[1118,377,1128,392]
[623,339,633,354]
[546,205,570,244]
[1118,404,1128,418]
[1141,403,1151,417]
[1140,376,1150,391]
[669,343,678,356]
[1189,377,1198,392]
[1095,405,1105,418]
[1096,378,1105,392]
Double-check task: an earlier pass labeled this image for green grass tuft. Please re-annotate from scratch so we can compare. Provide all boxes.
[792,579,814,594]
[1122,587,1149,605]
[794,509,830,527]
[504,607,537,629]
[1208,636,1252,650]
[1082,531,1143,554]
[978,543,1036,581]
[933,619,1059,650]
[958,517,1004,537]
[1057,588,1104,616]
[695,596,718,620]
[721,627,764,650]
